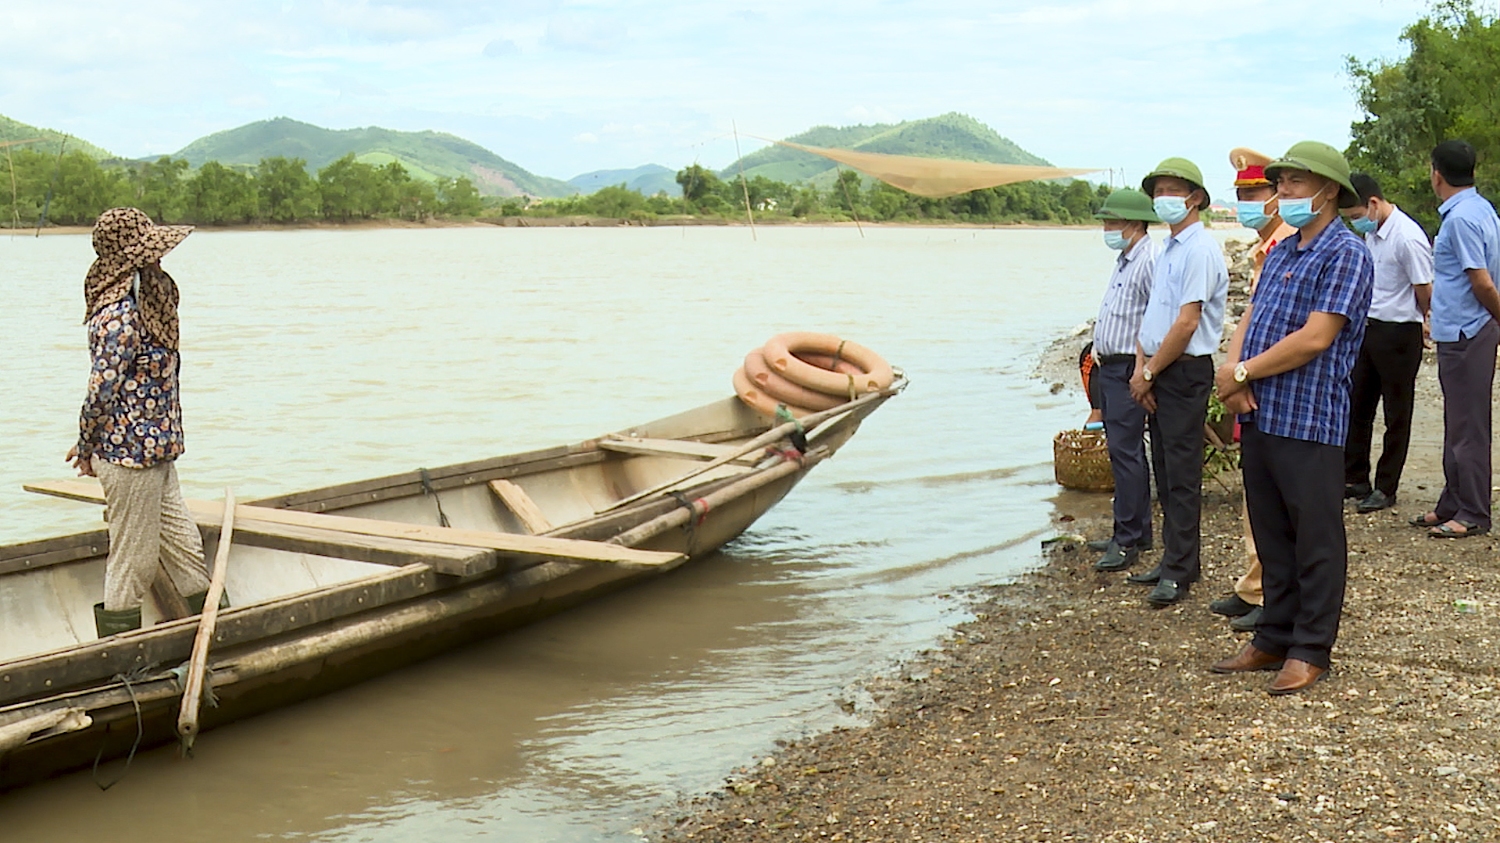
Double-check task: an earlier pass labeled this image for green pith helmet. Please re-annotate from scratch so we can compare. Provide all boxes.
[1094,188,1160,222]
[1264,141,1359,208]
[1141,157,1210,207]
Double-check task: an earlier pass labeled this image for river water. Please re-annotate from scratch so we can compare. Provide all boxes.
[1,224,1117,841]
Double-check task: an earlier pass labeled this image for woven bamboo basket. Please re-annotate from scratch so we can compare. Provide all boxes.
[1053,429,1113,493]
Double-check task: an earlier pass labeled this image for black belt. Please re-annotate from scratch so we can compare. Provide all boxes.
[1099,354,1136,364]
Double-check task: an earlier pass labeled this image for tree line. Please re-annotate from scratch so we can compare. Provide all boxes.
[1347,0,1500,232]
[524,163,1111,225]
[0,150,484,227]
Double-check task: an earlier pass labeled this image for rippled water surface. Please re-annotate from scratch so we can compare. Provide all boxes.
[1,225,1111,841]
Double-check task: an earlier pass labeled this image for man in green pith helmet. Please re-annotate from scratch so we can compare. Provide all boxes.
[1127,158,1229,607]
[1086,188,1160,574]
[1211,141,1373,695]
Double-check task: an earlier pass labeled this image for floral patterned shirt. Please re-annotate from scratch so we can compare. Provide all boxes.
[77,298,185,468]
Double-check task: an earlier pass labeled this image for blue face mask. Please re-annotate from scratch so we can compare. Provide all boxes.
[1103,229,1131,250]
[1153,195,1191,225]
[1351,215,1378,235]
[1237,199,1272,230]
[1279,185,1330,229]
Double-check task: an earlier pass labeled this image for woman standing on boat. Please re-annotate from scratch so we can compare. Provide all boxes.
[66,207,213,638]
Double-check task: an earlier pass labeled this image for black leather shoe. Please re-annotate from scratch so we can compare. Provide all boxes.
[1126,565,1162,585]
[1344,483,1372,500]
[1209,593,1256,617]
[1094,543,1139,572]
[1146,579,1190,606]
[1229,606,1262,632]
[1356,490,1396,513]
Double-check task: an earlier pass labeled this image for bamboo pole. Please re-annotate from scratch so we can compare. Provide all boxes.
[597,386,891,514]
[732,120,756,241]
[177,488,235,753]
[608,447,828,548]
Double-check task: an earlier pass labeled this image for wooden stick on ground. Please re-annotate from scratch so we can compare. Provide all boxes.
[178,488,235,753]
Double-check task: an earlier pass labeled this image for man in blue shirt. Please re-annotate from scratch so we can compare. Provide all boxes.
[1127,158,1229,606]
[1210,142,1373,695]
[1411,140,1500,539]
[1088,188,1160,572]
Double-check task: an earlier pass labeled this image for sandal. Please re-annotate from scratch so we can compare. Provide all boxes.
[1409,512,1443,528]
[1430,520,1489,539]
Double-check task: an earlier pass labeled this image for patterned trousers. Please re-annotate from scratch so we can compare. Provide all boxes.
[96,460,211,612]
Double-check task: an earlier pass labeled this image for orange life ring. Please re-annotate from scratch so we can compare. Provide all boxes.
[732,366,814,419]
[743,349,845,412]
[762,332,894,397]
[793,352,865,376]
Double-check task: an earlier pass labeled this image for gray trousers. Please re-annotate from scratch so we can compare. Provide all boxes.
[96,460,211,612]
[1435,319,1499,530]
[1098,357,1152,548]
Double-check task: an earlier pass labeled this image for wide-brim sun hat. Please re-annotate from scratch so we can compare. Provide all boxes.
[91,207,193,268]
[1141,157,1210,207]
[1094,187,1160,222]
[1264,141,1359,208]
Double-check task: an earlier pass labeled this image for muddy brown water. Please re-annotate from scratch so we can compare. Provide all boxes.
[4,225,1191,841]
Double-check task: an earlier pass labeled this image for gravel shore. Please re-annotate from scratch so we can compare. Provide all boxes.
[654,241,1500,842]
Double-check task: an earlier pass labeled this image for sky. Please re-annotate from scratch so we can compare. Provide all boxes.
[3,0,1437,189]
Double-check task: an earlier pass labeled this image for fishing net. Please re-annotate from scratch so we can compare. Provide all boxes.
[773,140,1099,198]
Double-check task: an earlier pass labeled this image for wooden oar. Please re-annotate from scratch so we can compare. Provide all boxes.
[597,387,893,514]
[178,488,235,753]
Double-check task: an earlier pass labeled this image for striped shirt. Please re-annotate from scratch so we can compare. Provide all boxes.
[1139,221,1229,357]
[1241,221,1374,447]
[1093,235,1159,356]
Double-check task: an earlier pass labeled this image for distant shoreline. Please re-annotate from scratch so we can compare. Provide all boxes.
[11,216,1111,236]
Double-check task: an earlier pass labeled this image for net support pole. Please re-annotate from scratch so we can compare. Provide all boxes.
[732,121,756,241]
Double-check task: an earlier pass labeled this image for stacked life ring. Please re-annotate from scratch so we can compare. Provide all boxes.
[733,332,895,418]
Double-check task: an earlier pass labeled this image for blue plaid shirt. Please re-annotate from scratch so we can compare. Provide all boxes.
[1240,221,1374,447]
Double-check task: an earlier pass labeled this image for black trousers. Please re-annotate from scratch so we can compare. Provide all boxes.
[1242,424,1346,668]
[1436,319,1499,530]
[1343,320,1424,496]
[1098,357,1152,548]
[1145,355,1212,584]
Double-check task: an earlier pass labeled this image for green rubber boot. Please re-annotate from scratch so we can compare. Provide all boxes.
[93,603,142,638]
[185,590,230,615]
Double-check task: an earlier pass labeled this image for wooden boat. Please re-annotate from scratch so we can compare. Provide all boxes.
[0,383,902,792]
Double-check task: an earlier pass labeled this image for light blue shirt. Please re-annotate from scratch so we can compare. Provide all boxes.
[1093,235,1159,356]
[1138,222,1228,357]
[1431,188,1500,343]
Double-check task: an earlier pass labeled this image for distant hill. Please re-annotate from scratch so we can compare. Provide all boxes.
[174,118,575,198]
[726,113,1051,187]
[568,164,680,196]
[0,114,114,160]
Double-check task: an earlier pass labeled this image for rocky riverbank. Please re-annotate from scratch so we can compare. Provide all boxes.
[651,238,1500,842]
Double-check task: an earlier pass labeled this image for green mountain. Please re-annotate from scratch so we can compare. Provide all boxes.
[0,114,114,160]
[568,164,679,196]
[174,117,575,198]
[725,113,1051,187]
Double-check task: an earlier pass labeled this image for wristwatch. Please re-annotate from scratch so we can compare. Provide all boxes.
[1233,361,1249,384]
[1141,366,1154,383]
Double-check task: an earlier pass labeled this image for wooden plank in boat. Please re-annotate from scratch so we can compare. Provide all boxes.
[598,435,760,465]
[0,531,109,577]
[0,564,435,707]
[265,451,609,513]
[253,444,602,511]
[231,520,500,576]
[487,480,553,534]
[25,480,682,569]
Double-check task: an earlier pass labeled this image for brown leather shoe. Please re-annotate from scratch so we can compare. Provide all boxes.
[1267,659,1327,695]
[1210,644,1284,674]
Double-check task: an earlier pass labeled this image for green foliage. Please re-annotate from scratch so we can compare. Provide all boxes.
[1347,0,1500,231]
[437,176,483,217]
[256,157,320,223]
[185,161,257,224]
[128,157,190,223]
